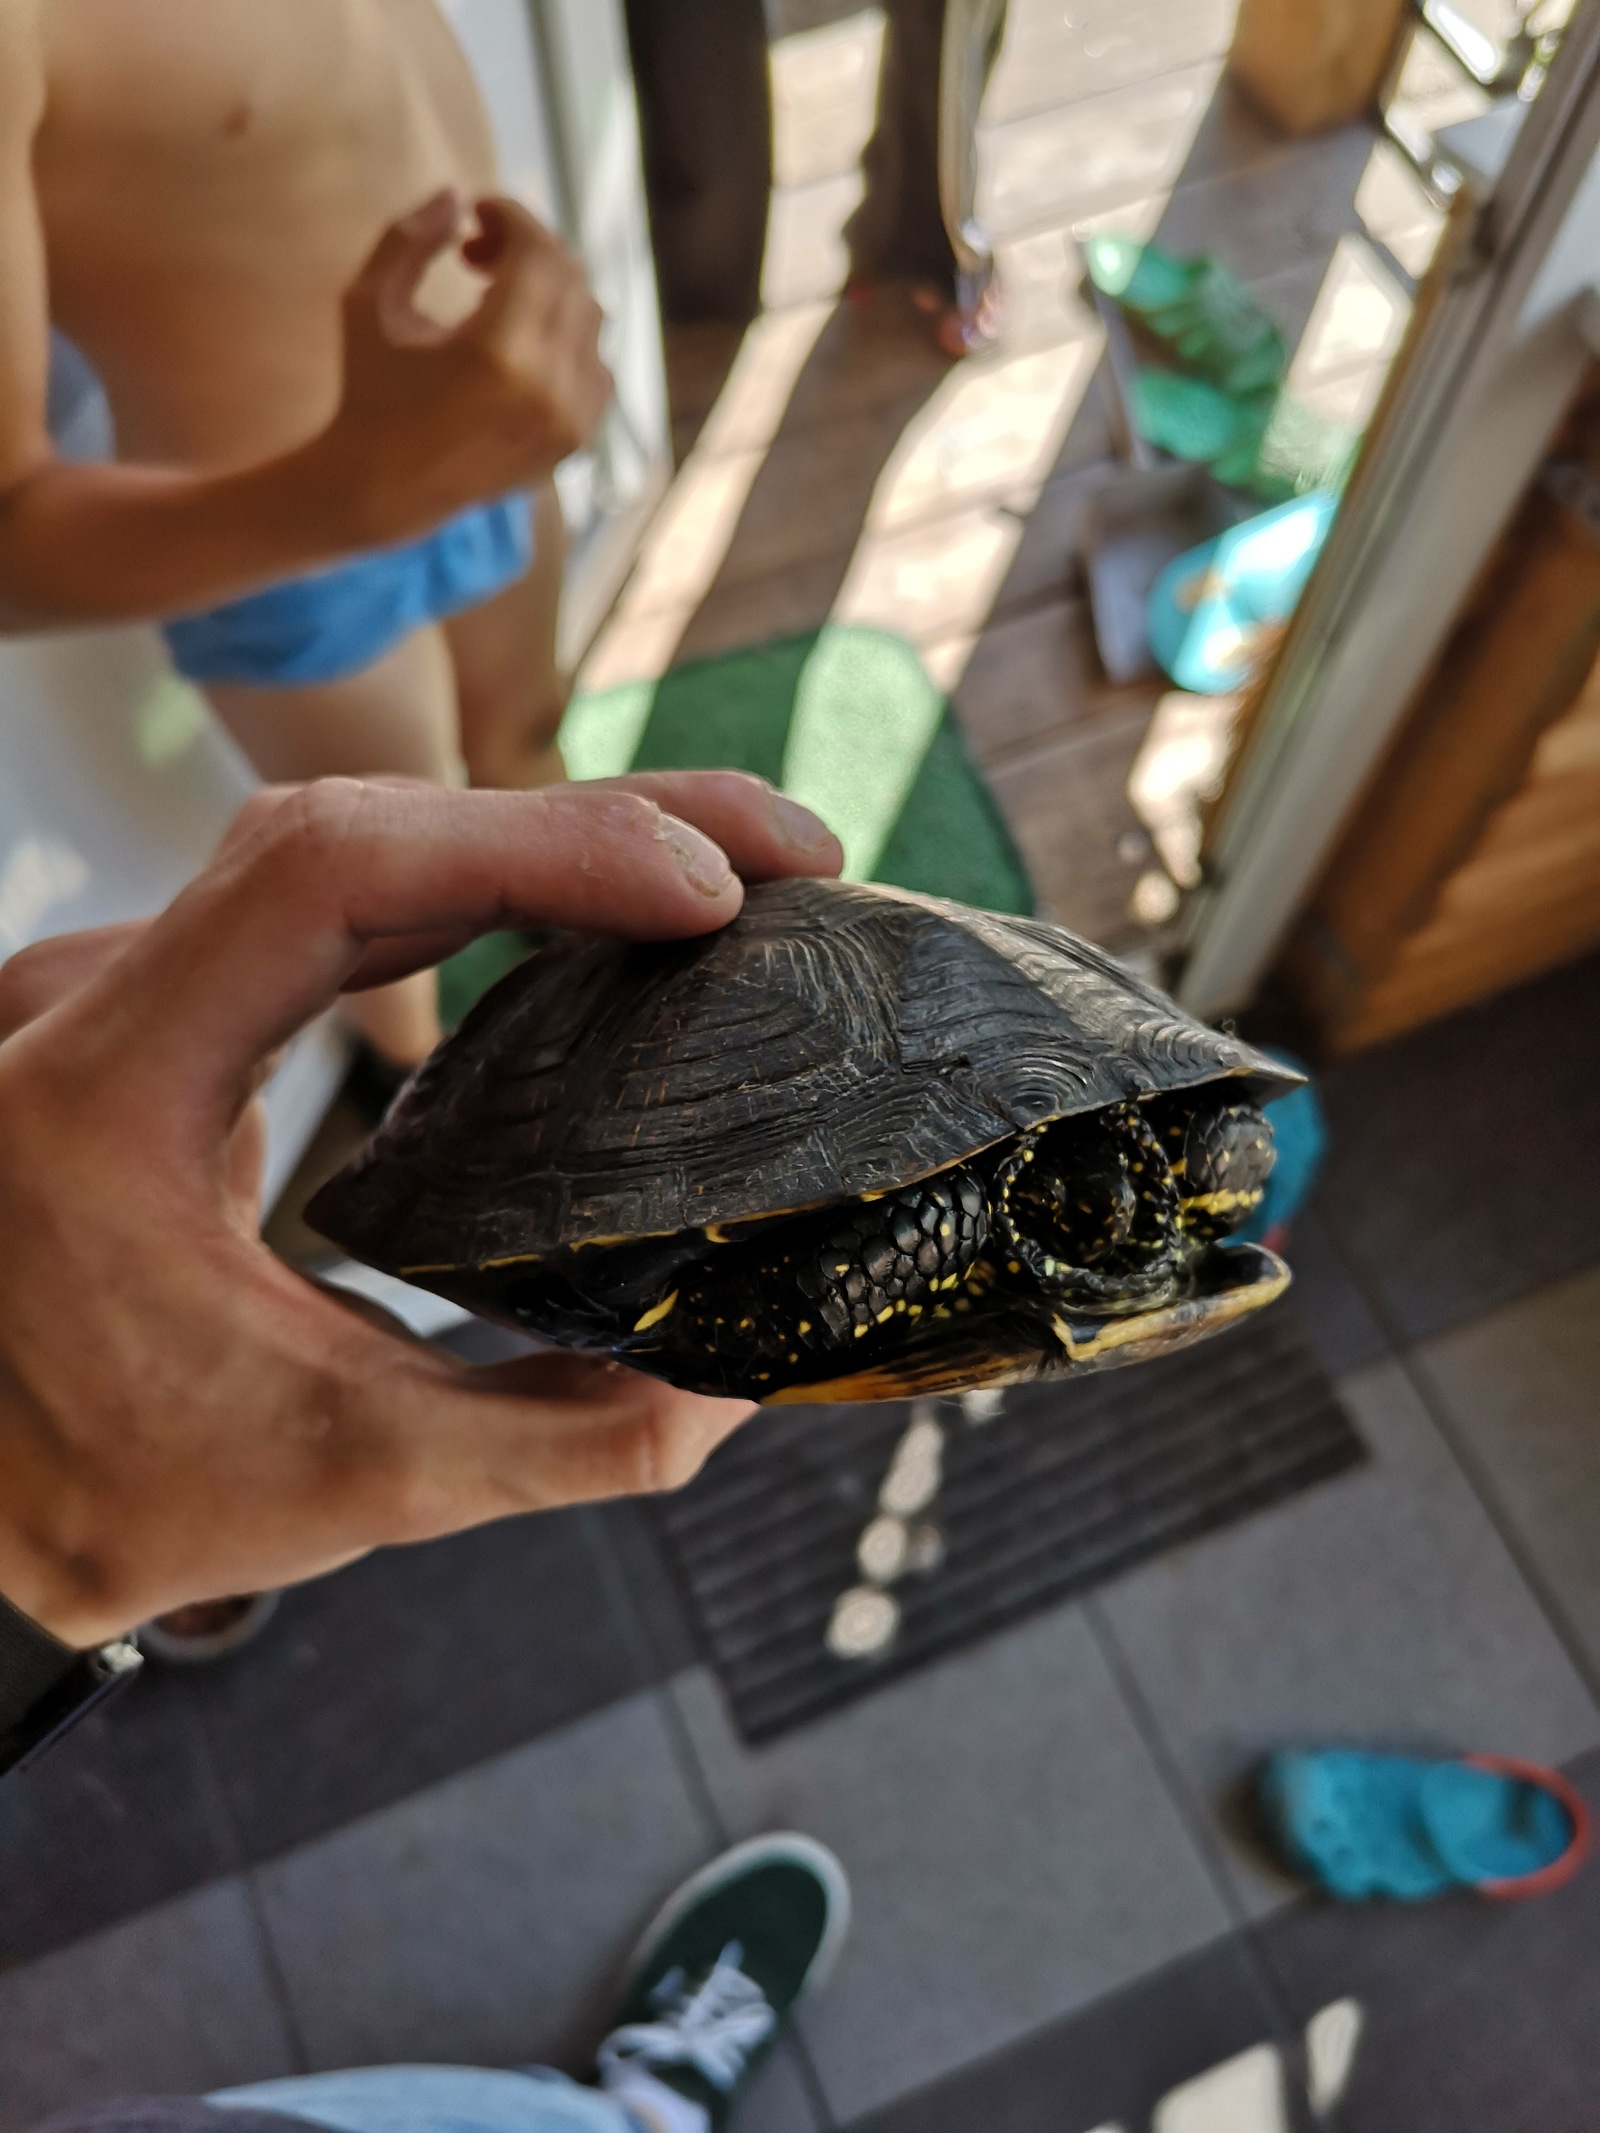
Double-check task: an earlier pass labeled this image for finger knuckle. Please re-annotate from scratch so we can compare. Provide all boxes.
[256,777,371,877]
[0,939,64,1029]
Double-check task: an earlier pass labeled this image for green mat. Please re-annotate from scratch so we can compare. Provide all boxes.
[441,625,1031,1026]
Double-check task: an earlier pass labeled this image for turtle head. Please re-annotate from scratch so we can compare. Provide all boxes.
[764,1238,1291,1402]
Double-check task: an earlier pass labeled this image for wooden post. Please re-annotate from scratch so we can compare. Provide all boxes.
[1279,375,1600,1052]
[1230,0,1410,136]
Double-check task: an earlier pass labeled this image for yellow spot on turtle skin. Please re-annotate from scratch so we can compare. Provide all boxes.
[788,1353,798,1363]
[740,1318,754,1330]
[908,1304,922,1317]
[633,1290,679,1333]
[834,1263,850,1276]
[877,1306,894,1324]
[703,1224,733,1244]
[1181,1187,1263,1218]
[798,1319,812,1336]
[1007,1261,1021,1276]
[855,1324,869,1338]
[954,1298,970,1312]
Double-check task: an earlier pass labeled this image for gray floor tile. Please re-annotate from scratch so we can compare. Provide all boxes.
[1416,1266,1600,1687]
[255,1691,712,2074]
[0,1881,298,2132]
[1282,1204,1392,1381]
[1313,953,1600,1343]
[736,2037,827,2133]
[671,1608,1232,2124]
[1095,1359,1600,1918]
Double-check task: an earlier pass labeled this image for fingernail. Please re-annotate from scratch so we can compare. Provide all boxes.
[769,791,837,852]
[659,817,734,897]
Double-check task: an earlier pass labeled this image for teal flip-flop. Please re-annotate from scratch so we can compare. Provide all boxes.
[1259,1750,1591,1903]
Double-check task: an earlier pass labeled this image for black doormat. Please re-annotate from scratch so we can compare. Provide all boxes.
[655,1305,1365,1743]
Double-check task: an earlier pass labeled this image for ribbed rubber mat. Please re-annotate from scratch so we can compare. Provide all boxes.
[655,1305,1365,1743]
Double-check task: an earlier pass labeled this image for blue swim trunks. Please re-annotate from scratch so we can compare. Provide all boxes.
[163,493,533,687]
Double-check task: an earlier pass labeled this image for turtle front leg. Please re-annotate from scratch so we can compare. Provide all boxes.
[644,1166,991,1397]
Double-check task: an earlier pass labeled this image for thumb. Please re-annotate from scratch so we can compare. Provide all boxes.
[345,188,464,347]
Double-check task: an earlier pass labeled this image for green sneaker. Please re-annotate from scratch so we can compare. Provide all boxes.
[596,1833,851,2133]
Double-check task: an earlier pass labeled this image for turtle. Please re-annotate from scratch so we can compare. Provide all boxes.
[307,877,1300,1403]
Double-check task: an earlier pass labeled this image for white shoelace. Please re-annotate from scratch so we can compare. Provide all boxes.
[598,1940,776,2094]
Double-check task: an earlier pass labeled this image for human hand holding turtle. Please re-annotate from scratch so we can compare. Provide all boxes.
[0,774,843,1650]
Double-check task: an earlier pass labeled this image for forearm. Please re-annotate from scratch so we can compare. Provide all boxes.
[0,439,371,631]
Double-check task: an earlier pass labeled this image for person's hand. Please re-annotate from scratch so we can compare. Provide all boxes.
[317,191,612,546]
[0,774,843,1649]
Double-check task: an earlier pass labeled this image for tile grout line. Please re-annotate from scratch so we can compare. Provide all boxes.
[574,1509,729,1850]
[1080,1594,1316,2097]
[577,1509,843,2133]
[185,1688,314,2075]
[1316,1218,1600,1718]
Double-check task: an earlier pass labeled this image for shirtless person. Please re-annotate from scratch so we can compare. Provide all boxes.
[0,0,611,1063]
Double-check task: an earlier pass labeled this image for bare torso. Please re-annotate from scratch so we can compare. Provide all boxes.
[36,0,497,466]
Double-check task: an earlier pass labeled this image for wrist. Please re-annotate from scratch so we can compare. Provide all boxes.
[242,427,387,561]
[283,419,463,556]
[0,1421,129,1651]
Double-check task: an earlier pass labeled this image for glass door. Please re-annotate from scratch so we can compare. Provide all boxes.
[1176,0,1600,1017]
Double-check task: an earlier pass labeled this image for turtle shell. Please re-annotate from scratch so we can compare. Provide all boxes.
[309,877,1299,1282]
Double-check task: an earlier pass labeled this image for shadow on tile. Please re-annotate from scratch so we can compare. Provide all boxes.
[0,1664,237,1966]
[0,1881,298,2133]
[253,1692,712,2075]
[842,1932,1286,2133]
[190,1507,654,1868]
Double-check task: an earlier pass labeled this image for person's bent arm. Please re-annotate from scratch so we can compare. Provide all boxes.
[0,35,609,633]
[0,773,842,1648]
